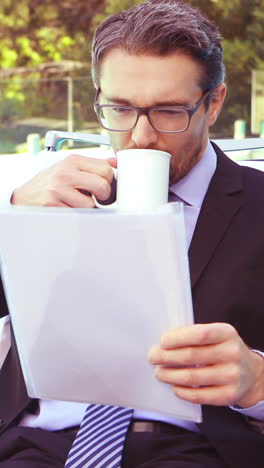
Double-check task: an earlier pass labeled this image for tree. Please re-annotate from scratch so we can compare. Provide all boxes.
[0,0,106,148]
[189,0,264,135]
[0,0,109,69]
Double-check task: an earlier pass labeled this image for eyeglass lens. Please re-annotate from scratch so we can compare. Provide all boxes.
[98,106,190,132]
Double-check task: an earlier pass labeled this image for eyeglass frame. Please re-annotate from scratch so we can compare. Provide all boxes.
[94,88,212,133]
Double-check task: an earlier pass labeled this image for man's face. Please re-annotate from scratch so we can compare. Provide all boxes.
[99,48,225,184]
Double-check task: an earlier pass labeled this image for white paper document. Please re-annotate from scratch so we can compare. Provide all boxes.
[0,203,201,422]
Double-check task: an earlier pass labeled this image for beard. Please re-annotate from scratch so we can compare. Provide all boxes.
[169,139,205,184]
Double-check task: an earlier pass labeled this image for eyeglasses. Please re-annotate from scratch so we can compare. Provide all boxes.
[94,88,211,133]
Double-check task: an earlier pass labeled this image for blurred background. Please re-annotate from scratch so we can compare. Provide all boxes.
[0,0,263,156]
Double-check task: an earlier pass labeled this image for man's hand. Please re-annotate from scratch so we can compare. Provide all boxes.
[148,323,264,408]
[11,154,116,208]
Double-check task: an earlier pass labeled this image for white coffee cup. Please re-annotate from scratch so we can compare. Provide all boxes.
[93,149,171,211]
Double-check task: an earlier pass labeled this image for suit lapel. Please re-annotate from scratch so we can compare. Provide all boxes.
[189,145,244,288]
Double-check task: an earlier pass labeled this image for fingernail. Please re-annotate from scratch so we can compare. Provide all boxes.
[147,347,157,364]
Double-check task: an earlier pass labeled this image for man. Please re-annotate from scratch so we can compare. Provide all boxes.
[0,0,264,466]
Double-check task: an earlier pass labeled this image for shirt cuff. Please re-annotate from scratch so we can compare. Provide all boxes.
[231,399,264,421]
[230,349,264,421]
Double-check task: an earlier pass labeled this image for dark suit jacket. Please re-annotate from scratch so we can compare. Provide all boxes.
[0,144,264,467]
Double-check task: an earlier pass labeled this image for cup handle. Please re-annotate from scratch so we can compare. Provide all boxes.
[92,167,118,209]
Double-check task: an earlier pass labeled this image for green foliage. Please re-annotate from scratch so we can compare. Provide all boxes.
[187,0,264,135]
[0,46,18,68]
[0,0,105,68]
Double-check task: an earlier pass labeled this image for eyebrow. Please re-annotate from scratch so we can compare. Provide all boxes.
[103,95,190,107]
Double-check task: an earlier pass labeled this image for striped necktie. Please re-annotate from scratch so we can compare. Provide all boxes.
[65,404,133,468]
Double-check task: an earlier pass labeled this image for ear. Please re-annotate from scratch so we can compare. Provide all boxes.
[207,83,227,127]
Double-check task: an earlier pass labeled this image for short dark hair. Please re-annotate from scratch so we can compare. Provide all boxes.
[92,0,225,92]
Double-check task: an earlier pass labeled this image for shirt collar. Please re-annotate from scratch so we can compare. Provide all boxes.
[169,141,217,208]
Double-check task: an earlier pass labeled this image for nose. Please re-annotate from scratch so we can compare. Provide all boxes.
[131,115,158,148]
